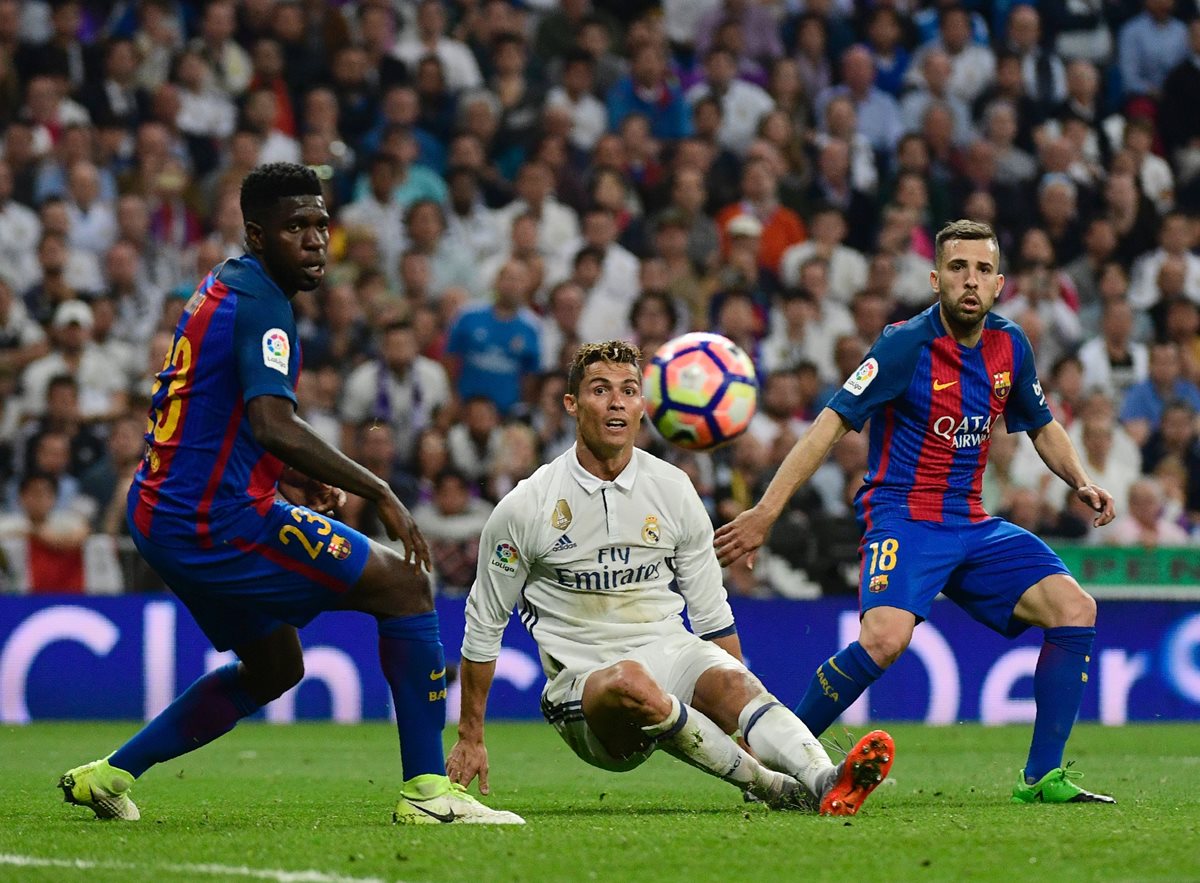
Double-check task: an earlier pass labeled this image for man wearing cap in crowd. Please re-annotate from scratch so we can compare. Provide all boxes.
[20,300,129,423]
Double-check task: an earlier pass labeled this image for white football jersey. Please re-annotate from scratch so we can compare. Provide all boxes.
[462,445,735,678]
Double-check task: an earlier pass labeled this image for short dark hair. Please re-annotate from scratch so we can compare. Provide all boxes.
[934,219,999,268]
[566,340,642,397]
[18,471,56,495]
[239,162,322,224]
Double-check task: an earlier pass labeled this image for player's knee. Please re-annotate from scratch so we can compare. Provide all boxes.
[244,655,304,703]
[355,546,434,618]
[1059,583,1097,627]
[601,661,668,718]
[858,630,910,669]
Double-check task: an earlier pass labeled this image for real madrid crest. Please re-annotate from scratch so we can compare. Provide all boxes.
[992,370,1012,400]
[551,498,573,530]
[642,515,660,544]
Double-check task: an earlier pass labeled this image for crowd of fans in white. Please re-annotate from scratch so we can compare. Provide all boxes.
[1,0,1199,595]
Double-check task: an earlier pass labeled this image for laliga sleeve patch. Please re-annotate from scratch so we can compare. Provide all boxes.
[489,541,521,577]
[842,358,879,396]
[262,328,290,374]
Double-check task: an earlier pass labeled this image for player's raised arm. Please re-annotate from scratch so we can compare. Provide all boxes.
[714,407,851,568]
[1027,420,1116,527]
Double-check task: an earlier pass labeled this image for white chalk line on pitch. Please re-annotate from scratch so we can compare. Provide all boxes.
[0,853,398,883]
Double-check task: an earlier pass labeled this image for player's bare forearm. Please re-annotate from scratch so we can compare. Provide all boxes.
[448,657,497,793]
[1029,420,1090,491]
[758,408,851,518]
[1029,420,1116,526]
[456,657,497,742]
[714,408,850,567]
[248,396,388,503]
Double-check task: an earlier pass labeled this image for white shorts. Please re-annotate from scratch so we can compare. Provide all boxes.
[539,631,744,772]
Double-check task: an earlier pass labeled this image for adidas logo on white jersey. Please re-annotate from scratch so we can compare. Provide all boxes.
[550,534,577,552]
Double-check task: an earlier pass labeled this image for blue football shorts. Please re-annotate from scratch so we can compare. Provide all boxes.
[857,517,1071,638]
[130,500,372,651]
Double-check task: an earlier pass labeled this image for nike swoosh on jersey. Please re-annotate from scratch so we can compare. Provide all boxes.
[933,379,958,391]
[411,802,456,823]
[430,667,447,681]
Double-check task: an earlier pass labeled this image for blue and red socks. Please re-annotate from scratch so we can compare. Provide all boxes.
[108,662,261,778]
[377,610,447,781]
[793,641,884,737]
[1025,626,1096,782]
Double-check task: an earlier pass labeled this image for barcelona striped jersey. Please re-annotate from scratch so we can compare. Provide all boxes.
[130,256,300,547]
[827,304,1052,529]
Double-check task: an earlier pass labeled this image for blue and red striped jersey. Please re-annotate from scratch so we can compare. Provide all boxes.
[130,256,300,546]
[827,304,1052,528]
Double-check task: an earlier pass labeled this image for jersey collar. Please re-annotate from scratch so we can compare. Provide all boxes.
[568,445,640,495]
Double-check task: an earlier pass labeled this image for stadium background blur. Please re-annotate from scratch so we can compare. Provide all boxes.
[2,0,1200,602]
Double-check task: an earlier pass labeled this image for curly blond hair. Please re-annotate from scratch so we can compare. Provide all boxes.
[566,340,642,397]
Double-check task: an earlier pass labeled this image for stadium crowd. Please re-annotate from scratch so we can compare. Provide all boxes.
[1,0,1200,597]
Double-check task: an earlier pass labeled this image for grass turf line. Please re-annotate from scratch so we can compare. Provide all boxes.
[1,721,1197,883]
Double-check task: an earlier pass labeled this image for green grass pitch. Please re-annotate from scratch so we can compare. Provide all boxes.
[2,721,1198,882]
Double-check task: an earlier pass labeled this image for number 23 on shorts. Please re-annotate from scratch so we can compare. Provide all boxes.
[866,538,900,575]
[278,508,332,560]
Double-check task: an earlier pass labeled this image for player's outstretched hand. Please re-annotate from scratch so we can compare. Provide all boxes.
[1077,483,1116,528]
[713,505,772,569]
[447,738,490,795]
[378,493,433,571]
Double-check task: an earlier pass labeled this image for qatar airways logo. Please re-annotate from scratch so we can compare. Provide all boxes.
[932,413,998,449]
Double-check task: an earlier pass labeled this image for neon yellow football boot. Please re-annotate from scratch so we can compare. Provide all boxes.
[59,757,140,820]
[393,774,525,825]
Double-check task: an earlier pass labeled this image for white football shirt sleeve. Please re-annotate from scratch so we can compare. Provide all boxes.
[461,491,532,663]
[671,478,735,640]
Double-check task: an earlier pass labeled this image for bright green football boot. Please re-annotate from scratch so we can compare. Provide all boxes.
[1012,764,1116,804]
[59,757,140,820]
[393,774,525,825]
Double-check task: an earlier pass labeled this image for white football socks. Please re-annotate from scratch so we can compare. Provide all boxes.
[643,694,792,800]
[738,693,835,797]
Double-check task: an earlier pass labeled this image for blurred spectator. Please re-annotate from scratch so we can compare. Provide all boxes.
[901,49,972,148]
[394,0,483,94]
[21,300,127,422]
[1120,341,1200,445]
[1065,217,1119,309]
[717,157,806,274]
[686,46,774,155]
[1117,0,1188,103]
[339,320,451,466]
[486,421,540,501]
[0,158,41,285]
[0,276,48,376]
[1100,477,1191,547]
[1006,5,1065,115]
[1160,20,1200,179]
[909,5,995,104]
[1128,211,1200,309]
[546,50,608,154]
[1078,299,1149,398]
[413,468,493,597]
[80,413,144,533]
[495,160,579,259]
[607,44,691,142]
[191,0,251,98]
[446,260,541,416]
[340,421,421,535]
[0,472,88,593]
[447,396,502,483]
[1069,390,1142,513]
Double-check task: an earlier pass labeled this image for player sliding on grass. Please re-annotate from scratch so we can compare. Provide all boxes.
[448,341,894,816]
[715,220,1116,805]
[59,163,522,825]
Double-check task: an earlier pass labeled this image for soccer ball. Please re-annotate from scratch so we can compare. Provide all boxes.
[642,332,758,451]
